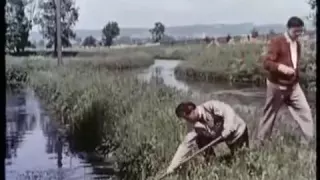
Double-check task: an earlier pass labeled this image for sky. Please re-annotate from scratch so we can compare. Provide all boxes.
[34,0,313,31]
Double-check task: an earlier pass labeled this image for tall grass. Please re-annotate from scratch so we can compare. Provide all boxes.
[18,44,205,60]
[174,43,316,91]
[6,56,316,180]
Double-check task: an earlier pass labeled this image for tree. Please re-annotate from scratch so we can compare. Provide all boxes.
[308,0,316,26]
[82,36,97,47]
[251,28,259,38]
[34,0,79,54]
[5,0,33,53]
[149,22,165,43]
[102,21,120,47]
[268,29,276,35]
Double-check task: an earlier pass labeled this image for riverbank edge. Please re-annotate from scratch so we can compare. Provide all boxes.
[6,67,181,179]
[6,73,120,177]
[173,65,315,92]
[5,57,161,178]
[7,48,189,61]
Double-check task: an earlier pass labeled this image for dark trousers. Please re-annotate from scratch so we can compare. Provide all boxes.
[196,128,249,160]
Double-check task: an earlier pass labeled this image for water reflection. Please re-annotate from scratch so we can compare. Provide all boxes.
[6,89,115,180]
[138,59,190,90]
[138,59,266,106]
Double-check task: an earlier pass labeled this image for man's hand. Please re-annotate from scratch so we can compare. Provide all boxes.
[166,167,174,175]
[277,64,295,75]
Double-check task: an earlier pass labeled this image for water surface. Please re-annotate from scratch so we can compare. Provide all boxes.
[6,89,115,180]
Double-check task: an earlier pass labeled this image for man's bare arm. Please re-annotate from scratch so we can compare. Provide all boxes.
[166,130,197,173]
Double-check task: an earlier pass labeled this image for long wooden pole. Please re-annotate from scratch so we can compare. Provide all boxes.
[55,0,62,65]
[155,136,222,180]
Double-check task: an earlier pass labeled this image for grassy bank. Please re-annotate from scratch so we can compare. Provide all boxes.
[174,43,316,91]
[6,51,153,73]
[73,44,205,60]
[11,44,204,60]
[6,57,315,180]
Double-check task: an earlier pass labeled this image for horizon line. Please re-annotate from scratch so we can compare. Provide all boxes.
[31,22,288,32]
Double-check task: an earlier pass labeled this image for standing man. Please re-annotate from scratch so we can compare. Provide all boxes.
[257,16,314,145]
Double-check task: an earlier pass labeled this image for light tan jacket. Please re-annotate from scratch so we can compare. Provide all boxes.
[167,100,247,172]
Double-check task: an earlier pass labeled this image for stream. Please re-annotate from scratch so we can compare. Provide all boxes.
[6,89,115,180]
[138,59,315,106]
[5,59,315,180]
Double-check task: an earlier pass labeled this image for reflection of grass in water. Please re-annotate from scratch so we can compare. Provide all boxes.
[12,169,82,180]
[6,112,30,160]
[67,102,105,154]
[150,75,165,85]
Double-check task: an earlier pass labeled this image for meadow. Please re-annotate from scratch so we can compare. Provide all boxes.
[174,42,316,91]
[21,40,316,91]
[6,42,316,180]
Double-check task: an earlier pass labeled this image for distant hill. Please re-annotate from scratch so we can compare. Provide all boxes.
[29,23,303,42]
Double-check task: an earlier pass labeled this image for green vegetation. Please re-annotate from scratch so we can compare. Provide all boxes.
[175,44,265,84]
[6,54,315,180]
[82,35,97,47]
[5,0,316,179]
[34,0,79,51]
[150,22,166,43]
[25,40,315,91]
[308,0,316,26]
[174,43,316,91]
[5,0,33,53]
[102,21,120,47]
[135,44,204,60]
[26,44,204,60]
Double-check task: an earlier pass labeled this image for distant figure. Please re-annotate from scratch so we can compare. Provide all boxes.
[166,100,249,175]
[226,34,231,43]
[247,35,250,41]
[204,36,210,44]
[257,16,313,145]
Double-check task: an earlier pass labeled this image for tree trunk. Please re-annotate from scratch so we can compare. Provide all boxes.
[54,37,57,57]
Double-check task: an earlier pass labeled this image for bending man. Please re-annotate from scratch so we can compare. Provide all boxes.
[166,100,249,174]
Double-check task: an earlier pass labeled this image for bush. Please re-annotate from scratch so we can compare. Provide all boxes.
[175,44,265,85]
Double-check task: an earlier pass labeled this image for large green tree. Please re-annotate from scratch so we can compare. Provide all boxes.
[102,21,120,47]
[5,0,33,53]
[149,22,165,43]
[308,0,316,26]
[34,0,79,54]
[82,36,97,47]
